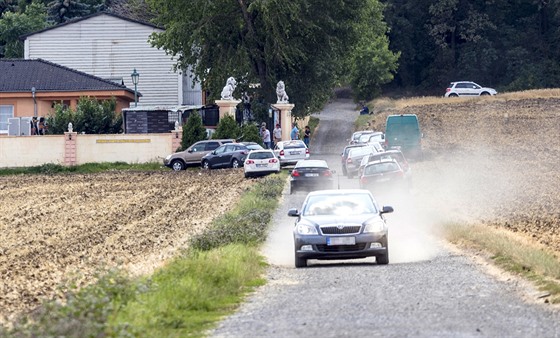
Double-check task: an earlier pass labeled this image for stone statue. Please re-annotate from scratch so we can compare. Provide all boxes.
[276,81,289,103]
[174,120,180,130]
[220,77,237,100]
[68,122,73,132]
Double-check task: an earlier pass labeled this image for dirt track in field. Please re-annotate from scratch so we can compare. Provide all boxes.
[0,170,254,324]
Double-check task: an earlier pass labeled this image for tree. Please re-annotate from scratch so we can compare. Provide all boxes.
[46,97,122,134]
[47,0,96,24]
[212,115,240,140]
[239,123,262,145]
[180,111,206,151]
[0,2,49,58]
[146,0,398,114]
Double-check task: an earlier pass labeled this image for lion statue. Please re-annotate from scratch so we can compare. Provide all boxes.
[220,77,237,100]
[276,80,289,103]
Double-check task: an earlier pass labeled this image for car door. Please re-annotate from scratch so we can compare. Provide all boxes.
[207,145,227,167]
[184,141,208,164]
[219,144,238,167]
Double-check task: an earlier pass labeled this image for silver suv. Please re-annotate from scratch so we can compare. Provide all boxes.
[164,139,234,171]
[445,81,497,97]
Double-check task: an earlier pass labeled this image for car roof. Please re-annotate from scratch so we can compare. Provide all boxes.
[279,140,305,146]
[306,189,374,197]
[295,159,328,168]
[248,149,274,153]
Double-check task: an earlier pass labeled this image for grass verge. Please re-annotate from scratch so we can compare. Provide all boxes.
[0,162,164,175]
[1,172,287,337]
[444,223,560,304]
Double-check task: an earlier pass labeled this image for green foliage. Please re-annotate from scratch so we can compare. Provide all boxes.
[239,123,262,145]
[146,0,397,115]
[0,162,164,176]
[46,97,122,134]
[189,174,285,251]
[181,111,207,150]
[47,0,97,24]
[0,2,50,58]
[212,115,240,140]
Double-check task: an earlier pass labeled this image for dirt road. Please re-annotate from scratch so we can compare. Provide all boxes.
[211,98,560,337]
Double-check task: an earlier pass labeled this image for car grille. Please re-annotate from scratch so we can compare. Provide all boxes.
[316,243,367,252]
[321,225,361,235]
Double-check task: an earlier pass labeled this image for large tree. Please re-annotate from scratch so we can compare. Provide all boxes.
[0,2,49,58]
[146,0,398,115]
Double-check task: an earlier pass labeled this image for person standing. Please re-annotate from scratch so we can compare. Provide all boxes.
[303,125,311,148]
[290,122,299,140]
[38,117,47,135]
[30,117,38,135]
[273,123,282,147]
[261,125,271,149]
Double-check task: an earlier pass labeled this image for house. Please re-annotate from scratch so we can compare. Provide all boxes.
[0,58,138,134]
[23,12,203,108]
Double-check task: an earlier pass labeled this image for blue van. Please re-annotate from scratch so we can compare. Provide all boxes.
[384,114,423,160]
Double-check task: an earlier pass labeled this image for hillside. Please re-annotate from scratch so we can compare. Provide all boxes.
[368,94,560,253]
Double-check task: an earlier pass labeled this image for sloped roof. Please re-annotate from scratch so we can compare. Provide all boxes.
[21,12,161,40]
[0,59,138,95]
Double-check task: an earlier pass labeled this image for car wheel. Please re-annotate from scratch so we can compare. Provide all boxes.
[232,158,241,168]
[202,160,211,170]
[481,92,490,96]
[171,159,185,171]
[244,172,251,178]
[376,249,389,265]
[295,254,307,268]
[449,93,458,97]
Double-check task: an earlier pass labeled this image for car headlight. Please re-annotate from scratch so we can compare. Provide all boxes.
[363,220,386,233]
[296,223,318,235]
[165,155,171,161]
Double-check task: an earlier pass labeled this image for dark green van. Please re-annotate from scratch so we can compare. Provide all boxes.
[384,114,422,160]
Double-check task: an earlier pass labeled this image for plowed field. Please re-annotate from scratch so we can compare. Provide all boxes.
[0,170,254,324]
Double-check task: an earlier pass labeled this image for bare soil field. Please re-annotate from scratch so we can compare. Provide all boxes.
[370,96,560,253]
[0,170,254,324]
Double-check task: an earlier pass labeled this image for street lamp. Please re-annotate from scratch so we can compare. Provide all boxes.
[31,87,37,117]
[131,68,139,107]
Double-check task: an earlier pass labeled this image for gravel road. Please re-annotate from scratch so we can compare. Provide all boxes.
[211,99,560,337]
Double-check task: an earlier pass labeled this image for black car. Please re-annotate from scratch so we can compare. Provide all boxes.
[288,189,394,267]
[289,160,335,194]
[201,142,263,169]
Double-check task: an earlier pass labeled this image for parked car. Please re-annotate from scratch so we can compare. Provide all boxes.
[444,81,497,97]
[348,130,376,145]
[244,149,280,178]
[344,144,381,179]
[357,131,385,145]
[274,140,309,166]
[384,114,423,160]
[359,159,408,194]
[289,160,335,194]
[288,189,394,267]
[201,142,263,169]
[358,149,410,178]
[164,139,234,171]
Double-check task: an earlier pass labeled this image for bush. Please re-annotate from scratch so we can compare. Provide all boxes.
[212,115,240,140]
[181,111,207,151]
[46,97,122,134]
[240,123,262,145]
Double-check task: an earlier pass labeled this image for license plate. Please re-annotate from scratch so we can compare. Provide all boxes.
[327,237,356,246]
[256,164,267,168]
[305,173,319,177]
[290,151,301,155]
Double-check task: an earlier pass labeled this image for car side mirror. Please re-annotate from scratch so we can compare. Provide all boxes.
[288,208,300,217]
[188,149,194,153]
[381,206,394,214]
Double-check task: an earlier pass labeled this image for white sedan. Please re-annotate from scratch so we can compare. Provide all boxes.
[243,149,281,178]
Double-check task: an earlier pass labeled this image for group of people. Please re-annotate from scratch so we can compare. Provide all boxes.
[30,116,47,135]
[260,121,311,149]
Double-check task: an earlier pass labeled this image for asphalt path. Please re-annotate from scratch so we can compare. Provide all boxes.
[211,99,560,337]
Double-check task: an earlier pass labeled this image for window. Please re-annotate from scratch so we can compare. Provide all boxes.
[205,142,220,151]
[0,105,14,134]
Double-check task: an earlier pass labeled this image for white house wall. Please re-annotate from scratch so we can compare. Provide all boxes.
[24,14,180,107]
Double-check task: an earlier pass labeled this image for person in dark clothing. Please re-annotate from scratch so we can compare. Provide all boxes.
[303,125,311,148]
[30,117,38,135]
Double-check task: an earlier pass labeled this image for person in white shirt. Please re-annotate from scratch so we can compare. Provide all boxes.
[261,126,271,149]
[273,123,282,147]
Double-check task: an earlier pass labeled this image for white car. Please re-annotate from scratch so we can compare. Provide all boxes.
[243,149,280,178]
[274,140,310,166]
[445,81,497,97]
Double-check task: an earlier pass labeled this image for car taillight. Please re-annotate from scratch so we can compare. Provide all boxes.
[360,177,367,185]
[245,160,254,164]
[446,88,451,92]
[347,158,352,163]
[291,170,300,177]
[280,150,285,156]
[322,170,332,177]
[306,148,310,155]
[269,158,278,163]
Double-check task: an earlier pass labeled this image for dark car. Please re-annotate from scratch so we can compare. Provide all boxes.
[201,142,263,169]
[163,139,234,171]
[341,144,368,176]
[290,160,335,194]
[358,149,410,178]
[288,189,394,267]
[359,159,408,194]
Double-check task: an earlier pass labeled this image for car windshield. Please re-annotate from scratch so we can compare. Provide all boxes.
[247,144,263,150]
[364,162,400,175]
[302,193,377,216]
[284,141,305,149]
[249,152,274,159]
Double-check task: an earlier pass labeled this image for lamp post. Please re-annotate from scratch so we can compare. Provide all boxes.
[31,87,37,117]
[131,68,139,107]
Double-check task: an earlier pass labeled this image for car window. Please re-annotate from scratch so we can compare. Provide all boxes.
[365,162,400,175]
[190,142,206,152]
[205,142,220,151]
[303,193,377,216]
[284,141,305,149]
[224,145,236,152]
[249,152,274,160]
[214,145,227,154]
[247,144,262,150]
